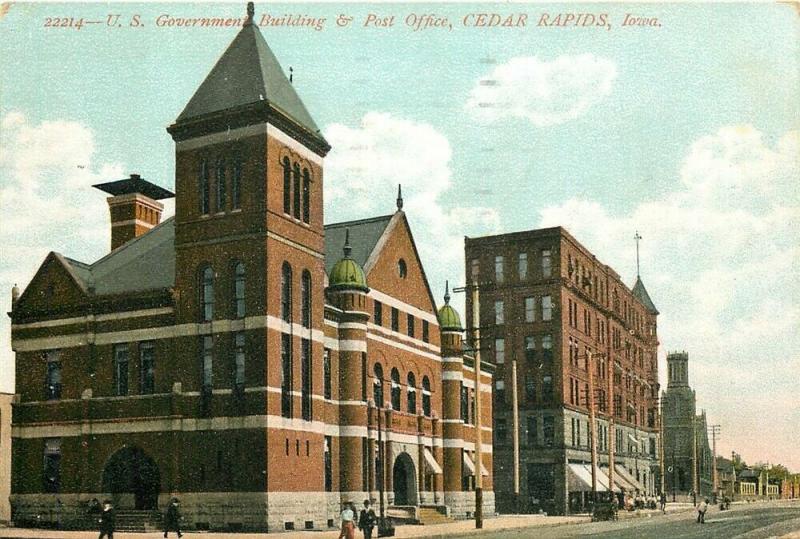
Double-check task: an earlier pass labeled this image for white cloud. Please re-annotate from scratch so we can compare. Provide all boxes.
[465,54,617,126]
[538,125,800,469]
[324,112,501,299]
[0,112,140,393]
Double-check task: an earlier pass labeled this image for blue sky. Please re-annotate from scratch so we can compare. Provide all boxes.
[1,3,798,470]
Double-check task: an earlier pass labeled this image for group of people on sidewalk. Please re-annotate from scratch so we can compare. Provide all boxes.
[339,499,378,539]
[89,497,183,539]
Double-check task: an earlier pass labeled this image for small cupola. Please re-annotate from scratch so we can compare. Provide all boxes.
[437,281,463,331]
[93,174,174,251]
[328,228,369,293]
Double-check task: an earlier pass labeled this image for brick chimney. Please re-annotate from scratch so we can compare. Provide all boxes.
[93,174,175,251]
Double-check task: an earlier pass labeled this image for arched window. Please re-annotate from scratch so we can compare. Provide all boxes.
[398,259,407,278]
[232,158,242,210]
[201,266,214,321]
[302,168,311,224]
[281,262,292,322]
[199,160,210,215]
[215,158,226,211]
[234,262,245,318]
[373,363,384,408]
[301,270,311,328]
[390,368,401,411]
[282,157,291,214]
[292,162,301,220]
[407,372,417,414]
[422,376,431,417]
[233,332,245,393]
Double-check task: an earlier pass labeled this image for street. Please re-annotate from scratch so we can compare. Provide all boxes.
[485,502,800,539]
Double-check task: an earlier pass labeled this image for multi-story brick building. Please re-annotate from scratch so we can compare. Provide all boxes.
[464,227,661,515]
[662,351,713,500]
[8,6,493,531]
[0,392,11,525]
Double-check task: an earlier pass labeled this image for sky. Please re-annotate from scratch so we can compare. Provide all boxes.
[0,2,798,470]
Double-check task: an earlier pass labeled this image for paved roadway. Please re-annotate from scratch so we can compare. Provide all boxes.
[482,502,800,539]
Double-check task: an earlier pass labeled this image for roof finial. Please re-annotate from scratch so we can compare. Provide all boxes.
[396,184,403,211]
[289,67,294,84]
[343,227,352,258]
[444,280,450,305]
[245,2,255,26]
[634,231,642,277]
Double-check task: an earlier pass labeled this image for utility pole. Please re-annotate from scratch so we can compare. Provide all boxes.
[692,414,698,502]
[588,350,598,502]
[511,356,520,513]
[659,397,666,496]
[709,425,720,498]
[471,282,483,529]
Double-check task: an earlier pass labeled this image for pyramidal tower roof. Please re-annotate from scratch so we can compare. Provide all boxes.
[632,276,659,315]
[171,3,326,150]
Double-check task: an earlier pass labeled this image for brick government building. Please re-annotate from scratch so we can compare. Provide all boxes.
[465,228,661,515]
[8,5,494,532]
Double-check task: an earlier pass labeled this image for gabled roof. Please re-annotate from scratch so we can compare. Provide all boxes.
[175,20,320,135]
[324,215,393,275]
[632,276,659,315]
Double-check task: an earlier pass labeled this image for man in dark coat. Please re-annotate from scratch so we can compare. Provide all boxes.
[164,497,183,538]
[98,500,115,539]
[358,499,377,539]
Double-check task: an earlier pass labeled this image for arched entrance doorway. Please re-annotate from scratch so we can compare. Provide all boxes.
[392,452,417,506]
[102,446,160,510]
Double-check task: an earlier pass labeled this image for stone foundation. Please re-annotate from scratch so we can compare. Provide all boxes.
[443,490,495,519]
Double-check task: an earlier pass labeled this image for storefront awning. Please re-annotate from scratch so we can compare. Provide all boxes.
[595,466,621,493]
[614,465,646,493]
[462,452,489,477]
[567,463,594,492]
[423,448,443,475]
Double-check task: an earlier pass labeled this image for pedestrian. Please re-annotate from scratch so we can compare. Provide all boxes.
[339,502,356,539]
[696,498,708,524]
[164,497,183,538]
[358,499,377,539]
[659,491,667,513]
[98,500,115,539]
[691,490,697,506]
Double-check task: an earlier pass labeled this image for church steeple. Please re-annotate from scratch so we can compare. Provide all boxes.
[167,2,329,155]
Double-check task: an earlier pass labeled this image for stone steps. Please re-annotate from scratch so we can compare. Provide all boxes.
[418,506,453,525]
[114,510,162,533]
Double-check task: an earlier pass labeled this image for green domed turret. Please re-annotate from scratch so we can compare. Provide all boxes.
[328,228,369,293]
[438,281,463,331]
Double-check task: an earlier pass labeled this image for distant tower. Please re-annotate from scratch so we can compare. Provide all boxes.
[667,351,690,388]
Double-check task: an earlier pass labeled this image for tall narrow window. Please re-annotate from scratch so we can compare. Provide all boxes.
[201,266,214,322]
[215,158,226,211]
[281,333,292,418]
[524,336,535,363]
[525,374,536,402]
[542,375,553,402]
[422,320,429,343]
[543,415,555,446]
[232,158,242,210]
[44,350,62,400]
[494,338,505,364]
[542,334,553,363]
[398,259,408,278]
[374,301,383,326]
[542,295,553,321]
[281,262,292,322]
[407,372,417,414]
[139,341,155,395]
[422,376,431,417]
[470,258,480,280]
[525,297,535,322]
[494,300,504,324]
[302,168,311,224]
[518,252,528,280]
[301,270,311,328]
[114,344,129,396]
[495,255,504,283]
[292,162,301,219]
[391,307,399,332]
[43,438,61,493]
[373,363,384,407]
[202,336,213,389]
[407,314,415,338]
[495,380,506,404]
[233,332,245,393]
[324,436,332,492]
[282,157,291,214]
[199,159,210,215]
[527,416,538,446]
[460,384,468,422]
[234,262,245,318]
[541,249,552,277]
[390,368,401,410]
[301,338,312,421]
[323,348,332,400]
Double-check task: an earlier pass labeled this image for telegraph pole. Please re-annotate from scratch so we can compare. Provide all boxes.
[692,414,698,502]
[659,397,666,496]
[709,425,720,498]
[588,350,598,501]
[511,356,520,512]
[471,282,483,529]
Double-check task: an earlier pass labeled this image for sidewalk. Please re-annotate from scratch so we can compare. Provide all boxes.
[0,515,587,539]
[616,502,695,520]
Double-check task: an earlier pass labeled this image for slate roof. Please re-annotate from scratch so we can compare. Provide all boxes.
[175,21,320,135]
[632,276,659,315]
[93,175,175,200]
[323,215,394,276]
